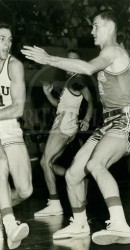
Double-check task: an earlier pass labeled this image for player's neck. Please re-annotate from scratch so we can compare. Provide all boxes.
[0,59,6,71]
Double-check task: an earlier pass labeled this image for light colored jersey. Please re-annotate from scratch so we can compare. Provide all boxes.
[57,88,83,115]
[57,74,83,115]
[0,54,12,108]
[97,64,130,112]
[0,54,21,135]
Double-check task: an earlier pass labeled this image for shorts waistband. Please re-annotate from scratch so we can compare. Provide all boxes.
[103,106,130,120]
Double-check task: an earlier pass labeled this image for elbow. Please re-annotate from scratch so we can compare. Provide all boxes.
[14,103,24,118]
[17,110,24,118]
[88,69,94,76]
[83,69,93,76]
[17,106,24,118]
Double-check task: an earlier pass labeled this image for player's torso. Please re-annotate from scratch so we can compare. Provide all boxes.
[0,54,12,109]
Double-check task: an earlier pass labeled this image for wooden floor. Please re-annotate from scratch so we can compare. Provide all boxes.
[2,172,130,250]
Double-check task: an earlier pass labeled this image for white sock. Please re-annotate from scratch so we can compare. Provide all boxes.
[50,199,62,207]
[73,210,88,225]
[3,214,15,223]
[109,206,128,224]
[3,214,16,236]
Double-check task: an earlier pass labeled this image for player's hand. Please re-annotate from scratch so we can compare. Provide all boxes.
[21,45,49,64]
[79,119,89,131]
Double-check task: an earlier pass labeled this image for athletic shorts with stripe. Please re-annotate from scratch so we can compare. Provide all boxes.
[87,112,130,153]
[50,111,79,142]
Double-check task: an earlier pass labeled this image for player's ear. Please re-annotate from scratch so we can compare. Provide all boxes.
[108,21,115,35]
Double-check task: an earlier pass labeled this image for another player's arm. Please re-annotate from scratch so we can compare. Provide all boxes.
[79,87,93,131]
[81,87,93,123]
[21,45,116,76]
[42,83,58,107]
[0,58,26,120]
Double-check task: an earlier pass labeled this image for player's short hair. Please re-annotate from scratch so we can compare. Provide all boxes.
[94,9,119,32]
[0,21,13,34]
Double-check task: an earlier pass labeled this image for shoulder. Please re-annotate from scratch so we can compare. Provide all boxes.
[102,45,130,72]
[101,44,128,59]
[100,45,117,59]
[8,56,24,79]
[9,56,24,71]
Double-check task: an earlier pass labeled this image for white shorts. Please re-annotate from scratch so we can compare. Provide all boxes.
[51,111,79,139]
[0,119,24,147]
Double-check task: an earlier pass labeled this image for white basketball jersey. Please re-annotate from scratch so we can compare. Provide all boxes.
[0,54,12,109]
[0,54,21,131]
[57,87,83,114]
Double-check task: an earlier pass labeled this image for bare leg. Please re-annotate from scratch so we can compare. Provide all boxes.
[87,133,130,245]
[52,140,96,239]
[0,143,29,248]
[34,132,72,217]
[52,148,67,176]
[4,142,33,206]
[87,133,127,221]
[65,141,96,209]
[40,132,71,195]
[0,144,11,210]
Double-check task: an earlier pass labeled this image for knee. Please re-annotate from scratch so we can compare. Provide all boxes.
[65,169,77,188]
[18,184,33,200]
[40,154,45,168]
[87,158,105,178]
[40,154,52,171]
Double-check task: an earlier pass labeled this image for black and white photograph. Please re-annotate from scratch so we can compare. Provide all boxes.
[0,0,130,249]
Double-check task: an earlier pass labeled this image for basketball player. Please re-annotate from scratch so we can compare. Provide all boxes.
[0,22,32,249]
[21,9,130,245]
[34,49,93,217]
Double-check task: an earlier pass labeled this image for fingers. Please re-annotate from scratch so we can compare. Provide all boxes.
[21,45,46,55]
[22,45,45,54]
[34,45,46,53]
[79,120,89,131]
[21,49,33,57]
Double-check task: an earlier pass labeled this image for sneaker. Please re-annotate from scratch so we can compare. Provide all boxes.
[53,217,90,240]
[7,221,29,249]
[34,199,63,217]
[92,220,130,245]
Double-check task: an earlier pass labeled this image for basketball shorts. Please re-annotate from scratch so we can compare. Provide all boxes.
[88,112,130,153]
[0,119,24,148]
[50,111,79,141]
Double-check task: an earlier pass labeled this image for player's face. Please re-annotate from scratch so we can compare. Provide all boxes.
[0,28,12,60]
[91,15,109,48]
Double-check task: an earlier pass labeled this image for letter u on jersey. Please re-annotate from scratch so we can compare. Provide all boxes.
[1,86,9,95]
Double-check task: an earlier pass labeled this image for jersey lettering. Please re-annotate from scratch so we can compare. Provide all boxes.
[0,86,10,106]
[1,86,9,95]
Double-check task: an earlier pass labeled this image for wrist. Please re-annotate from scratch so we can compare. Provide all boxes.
[84,118,90,123]
[47,55,53,66]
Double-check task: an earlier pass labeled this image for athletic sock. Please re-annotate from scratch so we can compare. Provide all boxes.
[73,209,88,225]
[105,196,127,224]
[1,207,14,220]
